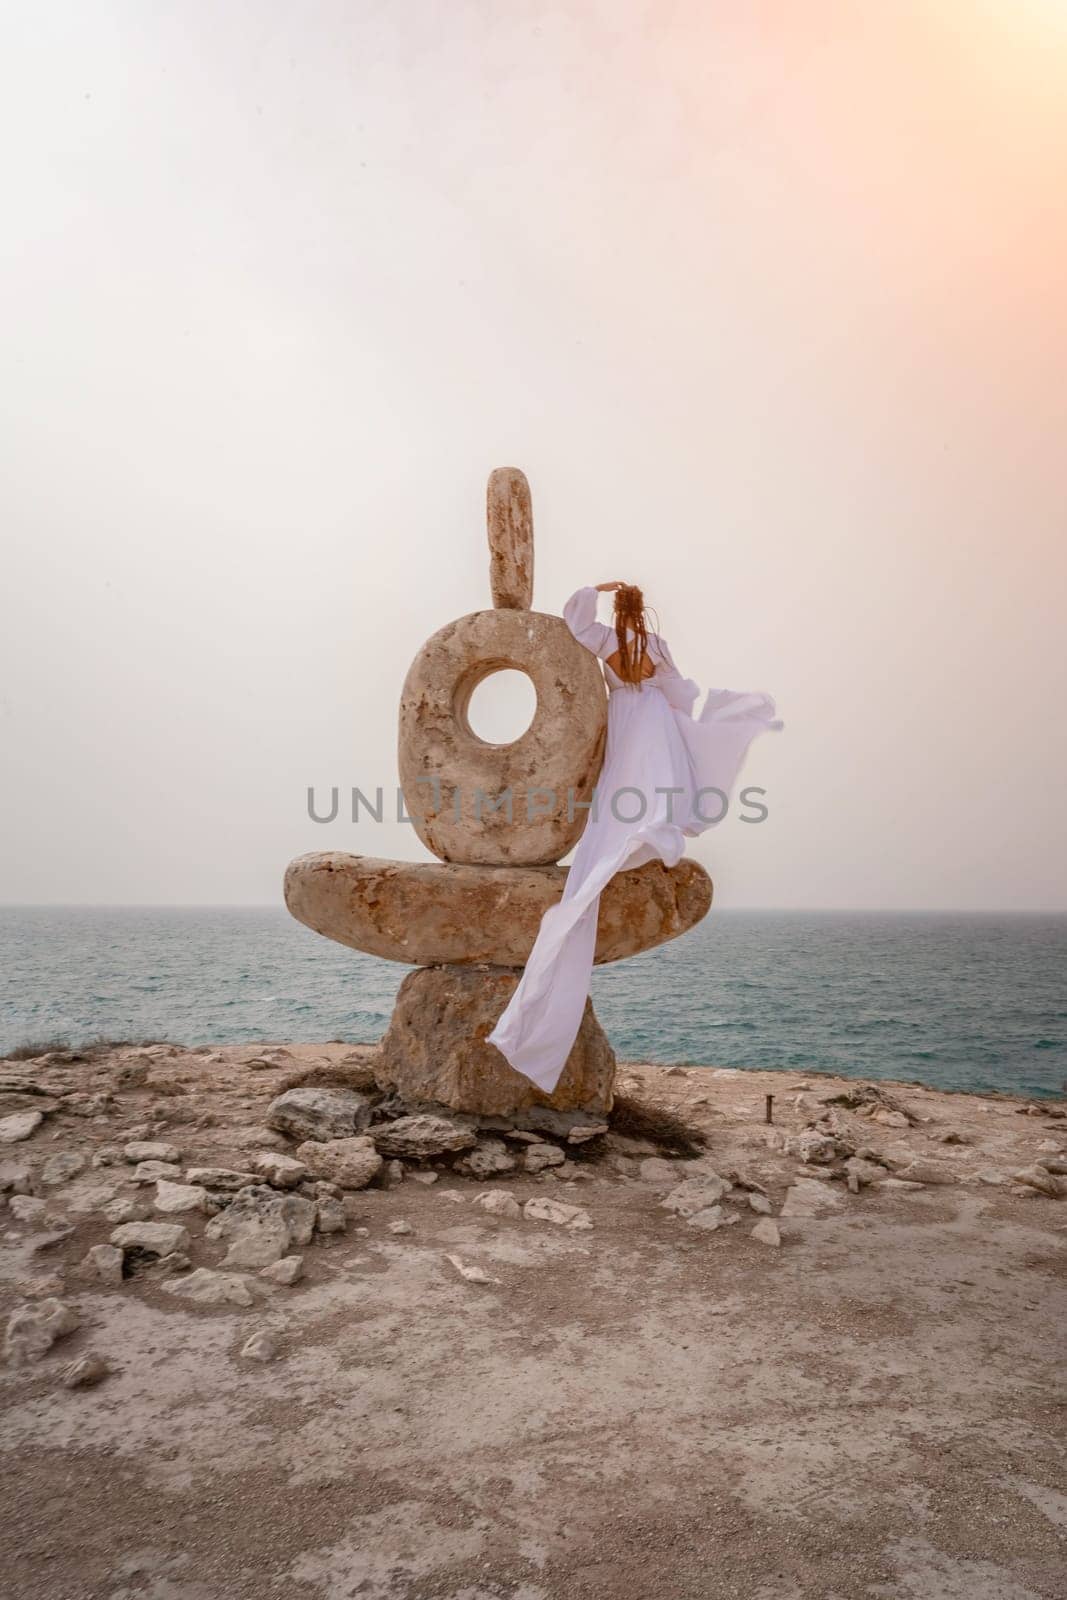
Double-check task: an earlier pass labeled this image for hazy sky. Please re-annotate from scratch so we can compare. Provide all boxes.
[3,1,1065,909]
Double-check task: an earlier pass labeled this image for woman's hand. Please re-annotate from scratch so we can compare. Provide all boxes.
[595,581,624,592]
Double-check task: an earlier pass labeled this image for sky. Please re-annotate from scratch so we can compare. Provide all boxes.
[2,0,1065,910]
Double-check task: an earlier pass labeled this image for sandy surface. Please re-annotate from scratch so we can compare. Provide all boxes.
[2,1043,1066,1600]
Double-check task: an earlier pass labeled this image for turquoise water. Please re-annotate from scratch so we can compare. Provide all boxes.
[0,907,1064,1099]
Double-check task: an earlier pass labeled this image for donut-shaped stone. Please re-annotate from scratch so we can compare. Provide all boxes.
[398,609,607,865]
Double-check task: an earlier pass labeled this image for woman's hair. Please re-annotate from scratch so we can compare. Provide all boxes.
[613,584,651,684]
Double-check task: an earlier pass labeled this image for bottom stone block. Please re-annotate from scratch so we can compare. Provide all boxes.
[376,964,615,1127]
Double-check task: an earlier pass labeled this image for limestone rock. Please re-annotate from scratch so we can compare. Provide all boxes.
[752,1218,782,1247]
[241,1329,281,1361]
[524,1143,566,1174]
[259,1254,304,1285]
[1012,1166,1065,1198]
[101,1197,141,1223]
[124,1141,181,1164]
[0,1158,32,1193]
[61,1353,111,1387]
[285,852,712,967]
[80,1244,124,1286]
[780,1179,844,1217]
[639,1157,679,1185]
[251,1152,308,1189]
[791,1131,842,1165]
[748,1192,773,1214]
[371,1114,477,1160]
[5,1298,80,1363]
[377,965,615,1120]
[9,1195,48,1224]
[486,464,533,609]
[473,1190,522,1218]
[185,1167,259,1192]
[132,1160,182,1184]
[111,1221,190,1255]
[314,1195,347,1233]
[523,1197,593,1229]
[397,607,607,866]
[388,1219,413,1235]
[154,1180,209,1215]
[163,1268,255,1307]
[454,1139,516,1179]
[0,1111,43,1143]
[844,1156,888,1187]
[41,1152,86,1185]
[266,1086,373,1143]
[661,1176,729,1217]
[204,1185,316,1268]
[445,1254,500,1285]
[686,1205,733,1230]
[1038,1155,1067,1175]
[295,1136,381,1191]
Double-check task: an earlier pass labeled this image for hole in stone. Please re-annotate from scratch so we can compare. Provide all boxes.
[465,669,537,746]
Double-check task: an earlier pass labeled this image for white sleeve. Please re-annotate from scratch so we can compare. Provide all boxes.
[652,636,701,716]
[563,587,614,658]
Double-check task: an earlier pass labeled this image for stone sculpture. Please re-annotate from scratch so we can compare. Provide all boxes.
[285,467,713,1127]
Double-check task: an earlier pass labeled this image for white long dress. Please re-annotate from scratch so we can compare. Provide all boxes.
[486,586,782,1095]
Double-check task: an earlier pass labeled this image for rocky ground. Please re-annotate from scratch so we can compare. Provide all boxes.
[1,1042,1066,1600]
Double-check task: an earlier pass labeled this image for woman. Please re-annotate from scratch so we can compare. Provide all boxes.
[487,581,781,1095]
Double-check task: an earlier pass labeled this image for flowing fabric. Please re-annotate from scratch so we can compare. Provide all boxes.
[486,586,782,1094]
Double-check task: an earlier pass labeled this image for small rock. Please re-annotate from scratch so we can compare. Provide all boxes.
[1011,1166,1065,1199]
[939,1131,969,1145]
[41,1152,87,1185]
[1036,1139,1063,1155]
[473,1190,522,1218]
[61,1352,111,1387]
[388,1219,413,1235]
[131,1160,182,1184]
[444,1253,499,1285]
[751,1218,781,1247]
[79,1244,124,1286]
[455,1139,516,1179]
[8,1195,48,1224]
[371,1114,477,1160]
[204,1185,316,1268]
[748,1192,773,1214]
[410,1171,438,1186]
[566,1123,609,1144]
[869,1108,910,1129]
[114,1058,150,1088]
[163,1268,254,1307]
[250,1152,308,1189]
[101,1197,141,1223]
[91,1148,122,1169]
[259,1255,304,1285]
[791,1131,840,1165]
[154,1180,209,1214]
[1038,1155,1067,1176]
[0,1159,32,1194]
[386,1159,404,1185]
[266,1086,373,1142]
[0,1112,43,1144]
[891,1161,956,1186]
[295,1136,382,1191]
[110,1221,190,1255]
[523,1197,593,1229]
[661,1177,728,1217]
[185,1167,259,1192]
[144,1252,190,1278]
[875,1178,926,1191]
[977,1170,1006,1186]
[241,1329,281,1361]
[686,1205,732,1230]
[5,1297,80,1363]
[124,1141,182,1165]
[315,1195,346,1234]
[844,1157,887,1187]
[524,1144,566,1174]
[780,1178,843,1216]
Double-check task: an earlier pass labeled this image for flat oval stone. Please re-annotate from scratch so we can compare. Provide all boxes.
[284,851,712,966]
[397,608,607,866]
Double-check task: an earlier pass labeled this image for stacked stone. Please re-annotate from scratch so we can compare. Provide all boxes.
[285,468,712,1128]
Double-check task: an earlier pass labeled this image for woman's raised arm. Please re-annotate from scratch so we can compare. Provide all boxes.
[562,587,613,657]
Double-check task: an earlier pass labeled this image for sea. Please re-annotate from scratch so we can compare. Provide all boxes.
[0,907,1064,1100]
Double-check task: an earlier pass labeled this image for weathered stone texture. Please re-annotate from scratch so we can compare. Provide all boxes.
[397,608,607,866]
[285,851,712,967]
[376,964,615,1121]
